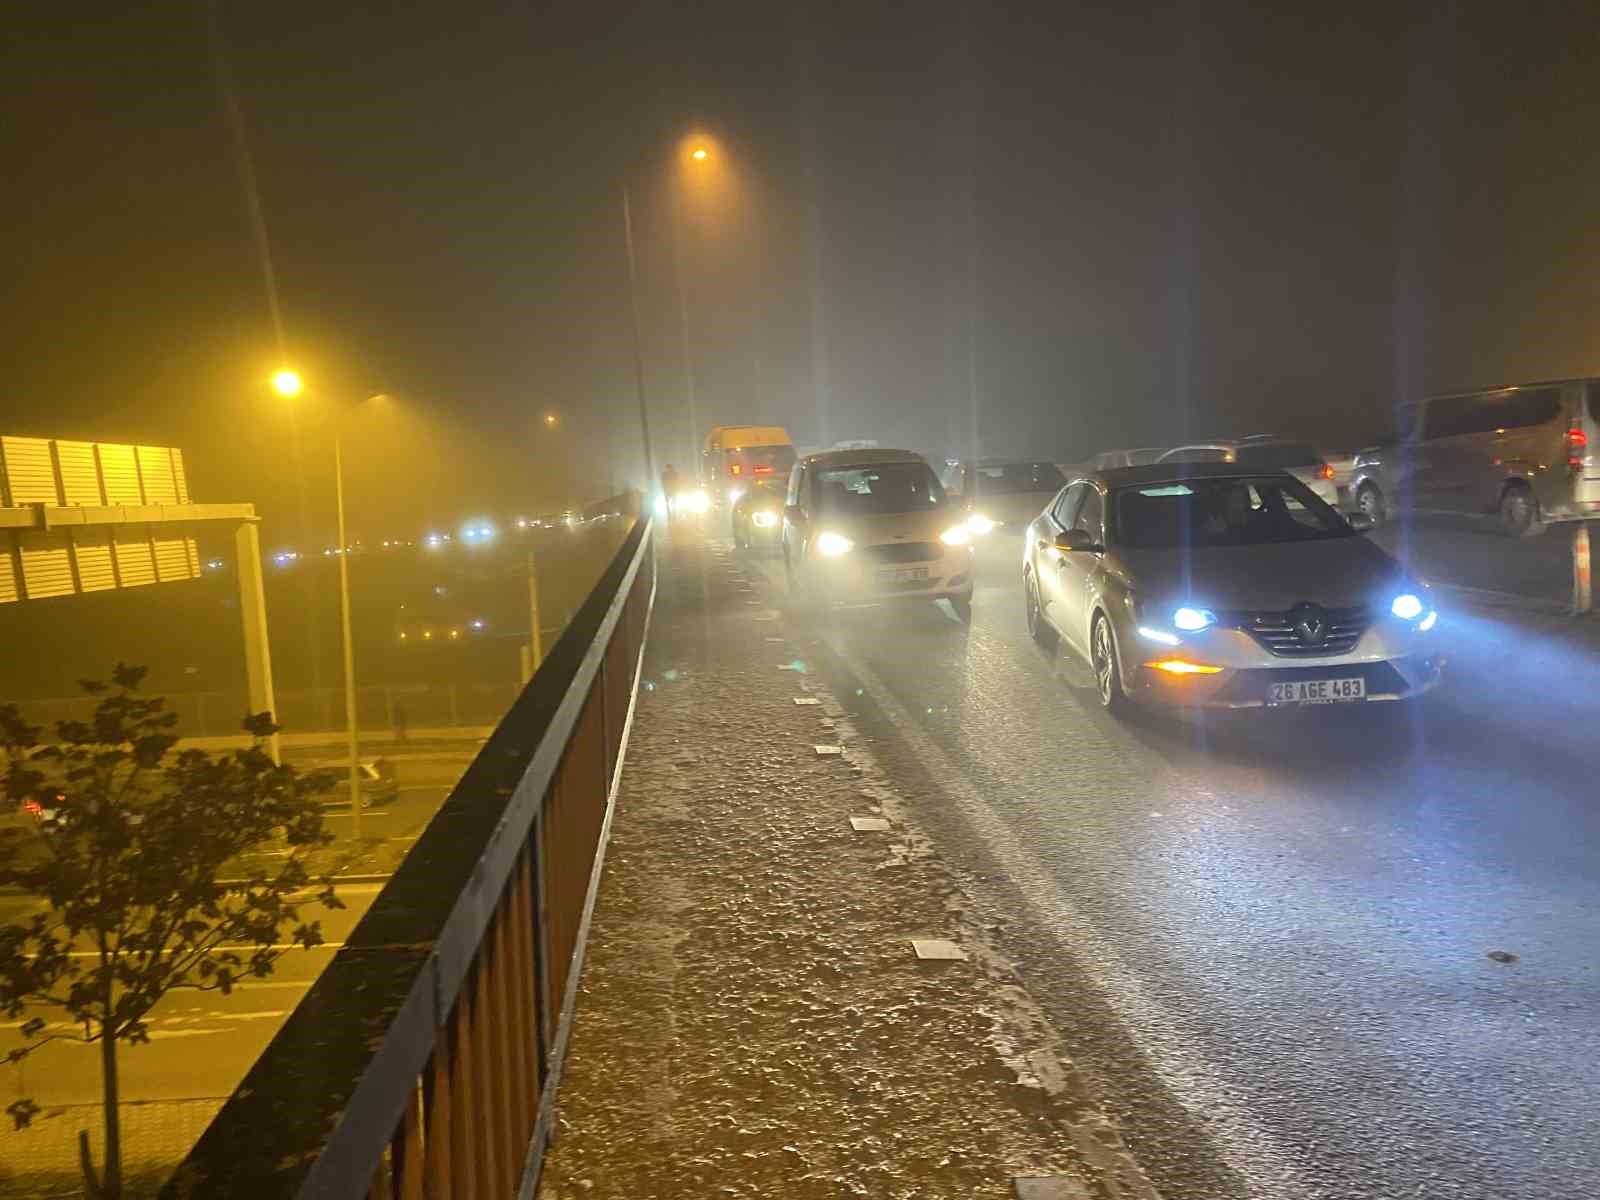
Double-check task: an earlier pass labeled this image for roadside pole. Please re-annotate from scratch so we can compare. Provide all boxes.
[527,543,544,674]
[1574,521,1592,615]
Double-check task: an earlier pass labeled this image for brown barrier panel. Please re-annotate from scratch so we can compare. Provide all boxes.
[424,1040,454,1197]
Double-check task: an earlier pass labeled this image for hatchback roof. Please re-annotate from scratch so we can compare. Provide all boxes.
[803,448,927,469]
[1072,461,1300,488]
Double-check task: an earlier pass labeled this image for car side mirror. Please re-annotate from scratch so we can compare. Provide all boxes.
[1347,512,1376,533]
[785,505,807,524]
[1054,529,1095,553]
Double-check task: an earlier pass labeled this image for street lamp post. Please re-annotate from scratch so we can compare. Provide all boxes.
[273,369,364,839]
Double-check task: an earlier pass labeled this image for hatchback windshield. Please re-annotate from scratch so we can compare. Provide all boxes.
[1114,476,1351,548]
[815,462,946,515]
[972,461,1066,494]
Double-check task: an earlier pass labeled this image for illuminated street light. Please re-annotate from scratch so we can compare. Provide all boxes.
[690,147,709,161]
[544,412,559,428]
[271,369,303,398]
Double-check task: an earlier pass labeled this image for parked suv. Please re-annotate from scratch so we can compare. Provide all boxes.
[782,448,976,621]
[1349,379,1600,535]
[1158,438,1339,507]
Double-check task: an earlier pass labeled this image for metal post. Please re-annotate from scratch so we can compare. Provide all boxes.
[1574,520,1592,615]
[527,545,544,674]
[622,184,655,487]
[233,521,280,763]
[335,431,361,839]
[671,185,698,472]
[448,682,459,727]
[520,643,533,687]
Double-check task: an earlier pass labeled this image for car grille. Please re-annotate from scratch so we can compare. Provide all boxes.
[1226,605,1373,658]
[862,542,942,563]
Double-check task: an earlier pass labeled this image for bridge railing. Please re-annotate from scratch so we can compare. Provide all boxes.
[161,502,654,1199]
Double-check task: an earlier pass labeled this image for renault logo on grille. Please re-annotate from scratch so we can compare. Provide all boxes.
[1292,605,1328,644]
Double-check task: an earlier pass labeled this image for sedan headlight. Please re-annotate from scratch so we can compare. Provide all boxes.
[678,489,711,514]
[816,531,854,556]
[1172,606,1216,632]
[751,509,779,529]
[966,513,996,535]
[1391,593,1425,621]
[940,524,973,547]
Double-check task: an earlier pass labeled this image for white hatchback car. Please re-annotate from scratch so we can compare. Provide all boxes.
[1158,438,1340,508]
[783,449,977,621]
[1023,463,1444,715]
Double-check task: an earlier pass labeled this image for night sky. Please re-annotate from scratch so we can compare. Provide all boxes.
[4,1,1599,539]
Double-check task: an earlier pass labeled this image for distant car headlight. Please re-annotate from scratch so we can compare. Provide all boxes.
[729,487,745,505]
[1173,606,1216,632]
[1418,609,1438,632]
[751,509,779,529]
[678,489,711,514]
[816,531,854,556]
[940,524,973,547]
[1391,593,1425,621]
[967,513,996,535]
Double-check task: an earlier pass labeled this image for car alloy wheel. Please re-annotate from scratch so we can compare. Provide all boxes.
[1357,484,1384,523]
[1091,615,1131,716]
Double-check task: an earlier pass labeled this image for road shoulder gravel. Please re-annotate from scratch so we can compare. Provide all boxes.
[538,535,1160,1200]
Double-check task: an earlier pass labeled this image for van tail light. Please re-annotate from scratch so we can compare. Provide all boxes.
[753,465,773,475]
[1567,426,1588,468]
[1319,463,1335,481]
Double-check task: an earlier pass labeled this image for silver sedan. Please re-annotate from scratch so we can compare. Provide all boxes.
[1022,463,1444,715]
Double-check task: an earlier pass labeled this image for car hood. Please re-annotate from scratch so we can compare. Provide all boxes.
[970,492,1056,528]
[1118,535,1408,611]
[814,506,961,546]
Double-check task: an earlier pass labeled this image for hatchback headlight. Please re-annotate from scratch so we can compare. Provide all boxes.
[751,509,778,529]
[940,524,973,547]
[1172,606,1216,632]
[1391,593,1425,621]
[816,531,854,556]
[967,513,996,535]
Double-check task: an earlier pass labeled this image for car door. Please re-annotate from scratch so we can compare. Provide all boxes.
[1054,485,1104,650]
[1036,482,1085,633]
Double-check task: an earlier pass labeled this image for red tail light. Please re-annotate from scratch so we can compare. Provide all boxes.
[730,463,742,477]
[753,465,773,474]
[1319,464,1335,481]
[1567,427,1588,468]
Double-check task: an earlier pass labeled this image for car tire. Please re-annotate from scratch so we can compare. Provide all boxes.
[948,591,973,624]
[1356,482,1386,524]
[1499,483,1545,538]
[1024,569,1057,649]
[1091,613,1134,718]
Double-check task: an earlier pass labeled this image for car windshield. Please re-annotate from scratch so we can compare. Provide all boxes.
[1235,442,1321,468]
[1113,476,1352,548]
[815,462,945,515]
[972,461,1066,494]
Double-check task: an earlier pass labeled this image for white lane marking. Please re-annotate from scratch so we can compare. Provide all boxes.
[831,641,1324,1200]
[63,942,344,960]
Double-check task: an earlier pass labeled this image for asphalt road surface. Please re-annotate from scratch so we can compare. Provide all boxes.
[737,524,1600,1200]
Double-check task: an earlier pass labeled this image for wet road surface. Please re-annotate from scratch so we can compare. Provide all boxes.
[738,529,1600,1200]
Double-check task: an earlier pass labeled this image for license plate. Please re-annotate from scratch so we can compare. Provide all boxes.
[880,566,929,584]
[1268,677,1366,705]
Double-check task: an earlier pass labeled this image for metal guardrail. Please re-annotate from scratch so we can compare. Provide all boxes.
[160,507,655,1199]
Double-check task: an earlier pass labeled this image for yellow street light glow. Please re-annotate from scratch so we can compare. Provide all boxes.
[544,413,558,427]
[271,369,303,398]
[691,147,709,161]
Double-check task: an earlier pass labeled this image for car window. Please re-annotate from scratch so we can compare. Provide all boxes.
[971,461,1067,495]
[1072,487,1103,540]
[1162,447,1230,463]
[1052,482,1084,528]
[814,462,945,515]
[787,465,804,506]
[1490,388,1561,431]
[1422,394,1501,440]
[1235,443,1319,468]
[1113,476,1351,548]
[940,465,963,495]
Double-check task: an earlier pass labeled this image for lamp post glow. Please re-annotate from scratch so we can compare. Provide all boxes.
[690,147,709,161]
[274,369,363,838]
